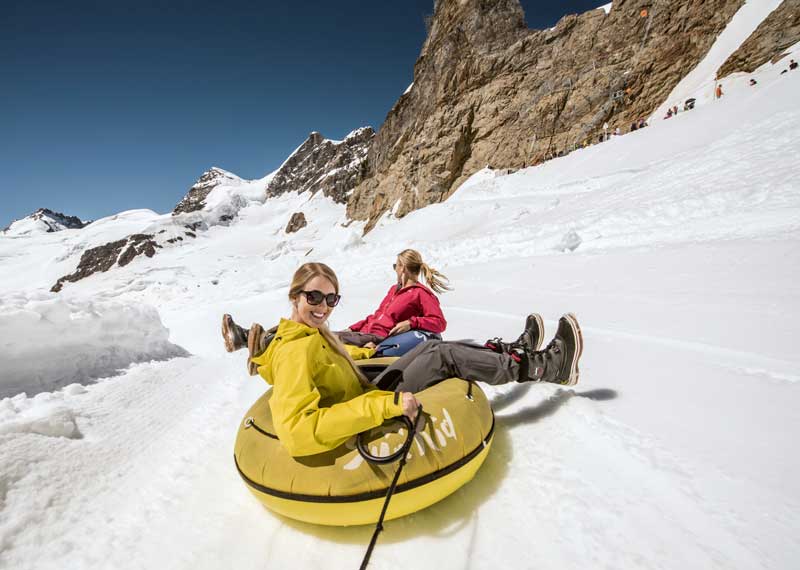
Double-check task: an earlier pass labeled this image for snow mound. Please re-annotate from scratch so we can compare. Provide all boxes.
[0,294,189,399]
[0,390,83,439]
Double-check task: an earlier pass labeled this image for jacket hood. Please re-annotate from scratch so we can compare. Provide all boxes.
[273,318,319,342]
[250,318,320,383]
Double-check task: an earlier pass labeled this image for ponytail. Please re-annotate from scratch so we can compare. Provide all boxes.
[420,262,452,295]
[397,249,452,295]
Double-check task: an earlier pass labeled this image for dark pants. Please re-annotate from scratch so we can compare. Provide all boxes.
[336,330,385,347]
[373,340,520,393]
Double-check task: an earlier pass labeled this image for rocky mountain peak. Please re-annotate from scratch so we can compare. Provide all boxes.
[422,0,526,58]
[172,166,242,215]
[266,127,375,203]
[2,208,90,236]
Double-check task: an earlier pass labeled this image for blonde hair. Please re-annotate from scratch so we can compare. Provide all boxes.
[397,249,452,294]
[289,262,369,386]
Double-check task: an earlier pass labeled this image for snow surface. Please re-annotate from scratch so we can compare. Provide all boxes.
[1,9,800,570]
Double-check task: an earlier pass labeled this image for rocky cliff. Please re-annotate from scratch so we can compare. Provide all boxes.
[266,127,374,203]
[717,0,800,78]
[51,233,161,292]
[345,0,745,231]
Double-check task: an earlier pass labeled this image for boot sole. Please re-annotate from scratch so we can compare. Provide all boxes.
[247,323,264,376]
[222,314,237,353]
[560,313,583,386]
[526,313,545,351]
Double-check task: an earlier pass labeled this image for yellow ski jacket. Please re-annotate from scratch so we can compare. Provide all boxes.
[250,318,404,457]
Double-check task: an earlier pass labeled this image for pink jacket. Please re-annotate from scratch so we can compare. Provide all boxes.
[349,283,447,338]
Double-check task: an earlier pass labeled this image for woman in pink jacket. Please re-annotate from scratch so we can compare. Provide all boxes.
[337,249,450,348]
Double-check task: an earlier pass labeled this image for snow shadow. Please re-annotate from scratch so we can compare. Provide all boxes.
[276,387,618,545]
[496,387,618,429]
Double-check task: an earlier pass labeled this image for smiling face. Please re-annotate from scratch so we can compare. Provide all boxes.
[290,275,337,329]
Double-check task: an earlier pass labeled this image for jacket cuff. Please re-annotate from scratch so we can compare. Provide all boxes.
[386,393,404,418]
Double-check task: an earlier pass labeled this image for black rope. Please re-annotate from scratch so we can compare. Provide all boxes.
[243,417,279,439]
[358,406,423,570]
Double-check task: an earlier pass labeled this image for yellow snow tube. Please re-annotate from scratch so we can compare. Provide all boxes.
[233,359,494,526]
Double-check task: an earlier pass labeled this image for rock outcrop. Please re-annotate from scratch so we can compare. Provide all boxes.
[266,127,374,203]
[51,234,161,292]
[346,0,745,231]
[285,212,308,234]
[717,0,800,78]
[3,208,90,235]
[172,167,241,215]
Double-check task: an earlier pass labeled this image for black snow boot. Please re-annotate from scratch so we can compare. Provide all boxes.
[222,314,249,352]
[485,313,545,354]
[512,313,583,386]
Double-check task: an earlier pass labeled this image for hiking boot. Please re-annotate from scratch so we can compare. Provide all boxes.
[246,323,275,376]
[485,313,544,354]
[513,313,583,386]
[222,314,248,352]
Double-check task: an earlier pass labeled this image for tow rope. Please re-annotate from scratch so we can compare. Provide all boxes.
[357,405,423,570]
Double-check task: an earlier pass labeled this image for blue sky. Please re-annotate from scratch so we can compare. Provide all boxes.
[2,1,604,229]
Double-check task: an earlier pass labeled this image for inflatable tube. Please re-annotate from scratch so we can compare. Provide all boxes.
[234,360,494,526]
[374,330,441,357]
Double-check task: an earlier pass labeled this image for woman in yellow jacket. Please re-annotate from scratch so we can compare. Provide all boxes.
[245,262,583,457]
[247,262,415,456]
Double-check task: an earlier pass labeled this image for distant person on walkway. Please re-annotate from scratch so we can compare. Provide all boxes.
[614,127,621,136]
[665,109,673,119]
[638,118,647,129]
[789,59,798,71]
[673,105,678,115]
[631,121,638,132]
[715,84,724,99]
[749,78,758,86]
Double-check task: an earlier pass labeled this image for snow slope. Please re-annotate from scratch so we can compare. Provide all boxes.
[1,15,800,570]
[653,0,785,118]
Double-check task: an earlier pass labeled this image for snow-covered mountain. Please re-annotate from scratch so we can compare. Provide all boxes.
[2,208,90,236]
[172,166,247,215]
[46,168,278,293]
[0,4,799,570]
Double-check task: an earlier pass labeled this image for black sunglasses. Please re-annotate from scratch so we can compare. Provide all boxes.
[301,290,341,307]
